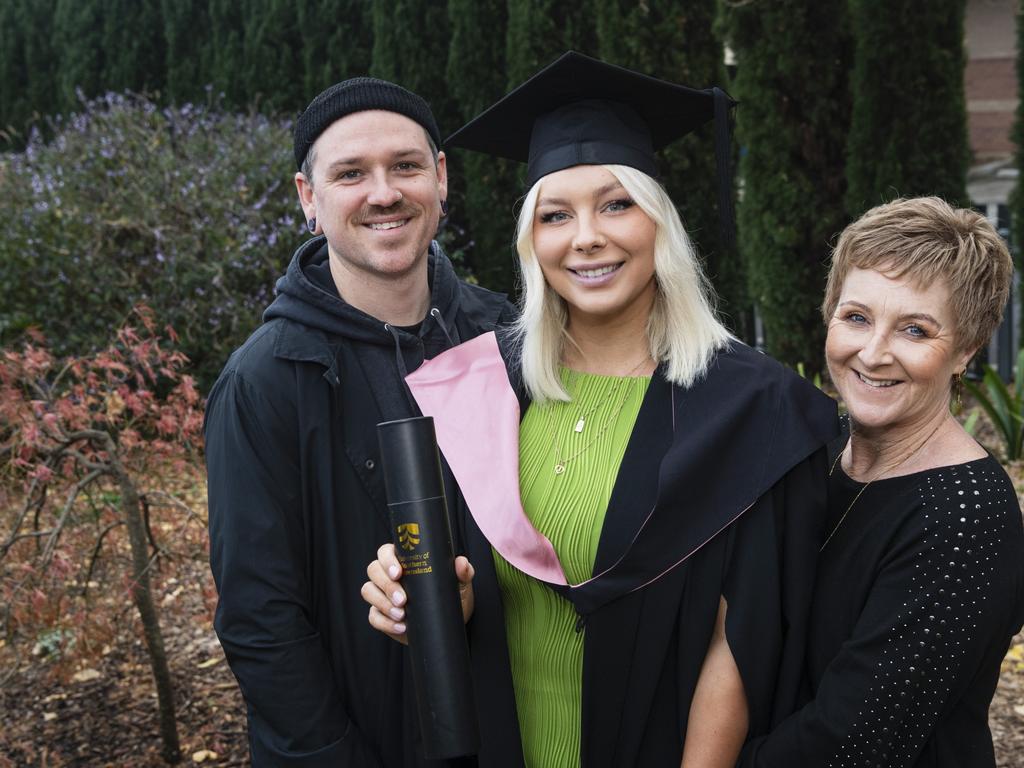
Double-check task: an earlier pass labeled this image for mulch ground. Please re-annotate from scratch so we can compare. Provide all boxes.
[0,552,250,767]
[993,632,1024,767]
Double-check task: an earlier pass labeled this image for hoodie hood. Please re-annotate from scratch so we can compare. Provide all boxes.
[264,235,463,349]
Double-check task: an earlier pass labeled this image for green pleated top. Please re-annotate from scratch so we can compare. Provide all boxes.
[493,368,651,768]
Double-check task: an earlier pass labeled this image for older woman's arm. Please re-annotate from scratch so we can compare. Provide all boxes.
[738,477,1024,768]
[681,596,749,768]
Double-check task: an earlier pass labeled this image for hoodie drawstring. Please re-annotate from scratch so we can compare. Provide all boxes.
[429,307,460,347]
[385,310,461,416]
[384,323,422,414]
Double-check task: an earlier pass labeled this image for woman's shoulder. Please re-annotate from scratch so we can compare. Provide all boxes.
[891,453,1015,502]
[708,341,835,405]
[874,454,1023,558]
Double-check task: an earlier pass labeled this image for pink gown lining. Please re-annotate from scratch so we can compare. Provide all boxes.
[405,332,569,585]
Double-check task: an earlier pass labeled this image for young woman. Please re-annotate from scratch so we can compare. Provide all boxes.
[363,52,838,768]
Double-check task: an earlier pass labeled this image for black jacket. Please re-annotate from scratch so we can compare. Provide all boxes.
[205,237,514,767]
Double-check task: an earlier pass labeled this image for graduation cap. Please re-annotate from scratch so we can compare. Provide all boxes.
[446,51,737,252]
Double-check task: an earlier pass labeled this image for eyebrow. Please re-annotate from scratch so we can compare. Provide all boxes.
[537,181,625,207]
[837,301,943,327]
[323,148,429,174]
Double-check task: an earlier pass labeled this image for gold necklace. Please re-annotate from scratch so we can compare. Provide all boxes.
[820,421,944,551]
[550,360,651,476]
[568,356,651,434]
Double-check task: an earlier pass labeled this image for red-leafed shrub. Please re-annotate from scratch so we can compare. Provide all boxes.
[0,305,205,764]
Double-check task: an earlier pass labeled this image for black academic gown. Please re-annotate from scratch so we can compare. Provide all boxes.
[445,341,838,768]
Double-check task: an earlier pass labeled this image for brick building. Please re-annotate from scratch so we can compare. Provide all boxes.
[963,1,1018,373]
[965,0,1016,232]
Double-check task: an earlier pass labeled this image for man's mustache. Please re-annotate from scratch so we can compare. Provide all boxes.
[355,203,421,223]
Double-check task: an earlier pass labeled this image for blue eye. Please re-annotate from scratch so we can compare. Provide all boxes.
[539,211,569,224]
[339,169,362,180]
[844,312,867,324]
[606,198,635,212]
[905,324,927,338]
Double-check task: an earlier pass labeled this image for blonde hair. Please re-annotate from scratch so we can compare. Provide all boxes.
[822,197,1013,354]
[512,164,732,402]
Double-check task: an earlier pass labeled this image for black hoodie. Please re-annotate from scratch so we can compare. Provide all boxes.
[265,235,511,420]
[206,237,514,767]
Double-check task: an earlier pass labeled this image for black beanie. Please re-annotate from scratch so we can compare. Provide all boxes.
[293,77,441,170]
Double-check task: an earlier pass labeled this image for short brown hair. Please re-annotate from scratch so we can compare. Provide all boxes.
[822,197,1014,353]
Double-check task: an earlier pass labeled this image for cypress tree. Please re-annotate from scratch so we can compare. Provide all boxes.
[297,0,374,99]
[720,0,853,371]
[0,0,28,145]
[370,0,456,133]
[446,0,518,291]
[54,0,105,111]
[845,0,968,215]
[15,0,57,144]
[240,0,303,114]
[595,0,748,336]
[1,0,57,147]
[505,0,598,83]
[208,0,247,109]
[101,0,166,96]
[162,0,212,105]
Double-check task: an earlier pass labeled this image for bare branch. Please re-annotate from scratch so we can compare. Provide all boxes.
[82,520,125,599]
[63,448,112,474]
[61,429,114,445]
[48,358,76,391]
[39,468,106,570]
[1,528,56,555]
[142,493,158,558]
[143,490,205,525]
[1,476,44,558]
[29,379,51,404]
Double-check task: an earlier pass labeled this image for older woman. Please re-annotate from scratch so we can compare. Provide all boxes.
[364,53,838,767]
[739,197,1024,768]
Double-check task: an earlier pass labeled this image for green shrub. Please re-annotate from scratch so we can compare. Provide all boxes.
[962,349,1024,461]
[0,91,300,388]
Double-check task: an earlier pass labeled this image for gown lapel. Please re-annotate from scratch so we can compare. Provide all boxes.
[577,372,675,766]
[590,371,674,575]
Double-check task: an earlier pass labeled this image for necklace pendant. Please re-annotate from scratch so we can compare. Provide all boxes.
[574,418,585,433]
[554,462,566,475]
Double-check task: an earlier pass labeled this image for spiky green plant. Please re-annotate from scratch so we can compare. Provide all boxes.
[962,348,1024,460]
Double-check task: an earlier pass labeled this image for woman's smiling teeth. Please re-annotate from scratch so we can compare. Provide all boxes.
[856,371,899,388]
[571,263,621,278]
[367,220,407,231]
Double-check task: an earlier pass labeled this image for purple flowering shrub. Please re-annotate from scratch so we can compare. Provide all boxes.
[0,91,301,387]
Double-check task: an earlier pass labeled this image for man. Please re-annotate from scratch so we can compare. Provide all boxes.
[205,77,513,766]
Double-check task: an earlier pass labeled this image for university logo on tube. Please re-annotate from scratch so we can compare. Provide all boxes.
[397,523,421,551]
